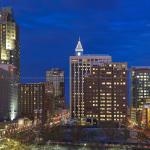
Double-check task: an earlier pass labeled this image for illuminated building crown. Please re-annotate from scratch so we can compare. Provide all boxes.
[75,37,83,56]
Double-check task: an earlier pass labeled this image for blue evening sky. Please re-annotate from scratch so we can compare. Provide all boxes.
[2,0,150,104]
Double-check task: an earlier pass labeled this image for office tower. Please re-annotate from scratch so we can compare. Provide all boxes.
[0,64,18,121]
[70,39,112,119]
[46,68,65,111]
[131,67,150,110]
[0,8,20,121]
[0,7,20,80]
[18,82,54,123]
[84,63,128,124]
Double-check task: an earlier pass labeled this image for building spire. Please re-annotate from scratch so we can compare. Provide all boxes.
[75,37,83,56]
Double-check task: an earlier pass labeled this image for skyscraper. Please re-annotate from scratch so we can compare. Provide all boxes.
[46,68,65,111]
[70,39,112,119]
[0,7,20,80]
[19,82,54,123]
[131,67,150,125]
[131,67,150,110]
[0,8,20,121]
[84,63,128,124]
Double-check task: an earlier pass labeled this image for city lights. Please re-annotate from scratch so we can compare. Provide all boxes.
[0,2,150,150]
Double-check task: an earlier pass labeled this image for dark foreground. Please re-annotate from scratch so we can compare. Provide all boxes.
[0,138,150,150]
[3,125,150,150]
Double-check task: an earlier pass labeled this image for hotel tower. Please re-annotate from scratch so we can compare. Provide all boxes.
[70,39,112,119]
[70,39,128,125]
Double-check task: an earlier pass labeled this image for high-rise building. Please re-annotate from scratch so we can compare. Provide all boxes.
[84,63,128,124]
[131,67,150,110]
[46,68,65,111]
[0,7,20,80]
[131,67,150,125]
[0,64,18,121]
[18,82,54,123]
[70,39,112,119]
[0,7,20,121]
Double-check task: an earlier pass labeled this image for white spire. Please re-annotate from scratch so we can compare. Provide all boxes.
[75,37,83,52]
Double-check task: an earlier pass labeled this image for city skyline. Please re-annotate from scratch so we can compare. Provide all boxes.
[2,1,150,104]
[0,2,150,149]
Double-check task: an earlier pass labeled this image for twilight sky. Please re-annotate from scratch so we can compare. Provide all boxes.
[2,0,150,103]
